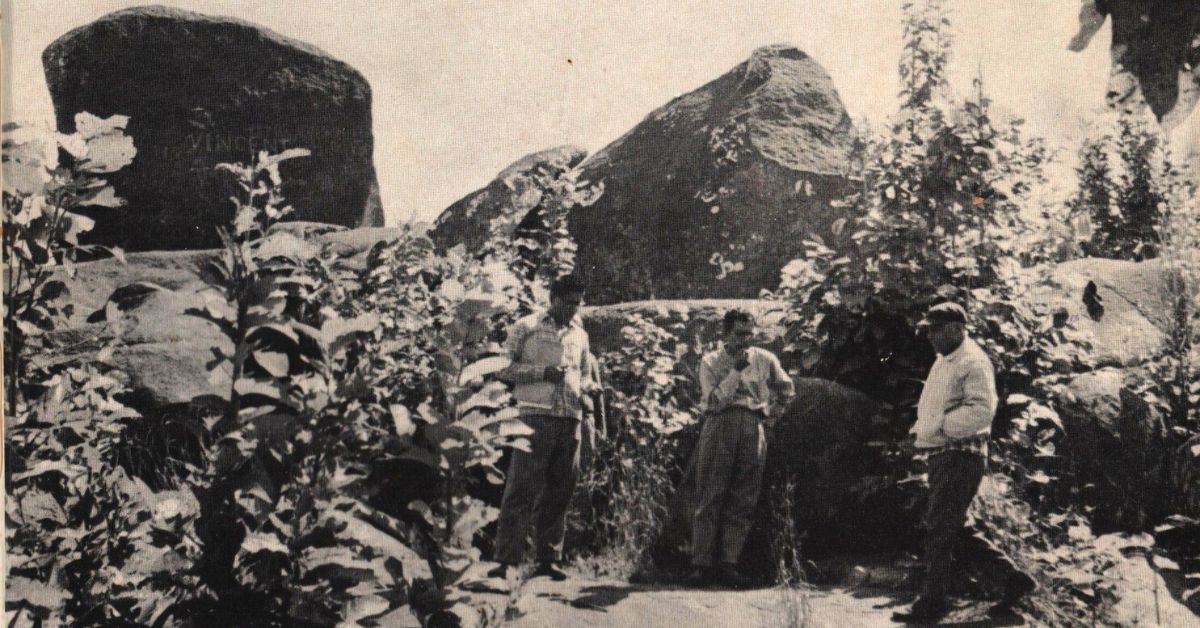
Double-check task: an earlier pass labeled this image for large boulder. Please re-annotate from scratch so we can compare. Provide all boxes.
[46,227,407,407]
[429,146,588,251]
[432,45,857,304]
[1057,367,1174,529]
[42,5,383,252]
[1070,0,1200,133]
[572,45,856,303]
[1025,257,1173,367]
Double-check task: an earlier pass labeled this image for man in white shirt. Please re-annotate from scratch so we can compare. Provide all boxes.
[688,309,794,589]
[893,302,1036,622]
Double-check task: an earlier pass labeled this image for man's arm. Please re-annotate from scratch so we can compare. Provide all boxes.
[497,319,543,385]
[941,361,997,439]
[911,417,950,447]
[766,352,795,399]
[699,357,744,413]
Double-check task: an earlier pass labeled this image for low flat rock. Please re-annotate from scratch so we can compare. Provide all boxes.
[1024,257,1172,367]
[500,577,1005,628]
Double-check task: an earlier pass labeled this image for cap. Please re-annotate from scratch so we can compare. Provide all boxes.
[918,302,967,327]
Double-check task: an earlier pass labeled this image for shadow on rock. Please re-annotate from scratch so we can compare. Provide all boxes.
[537,584,646,612]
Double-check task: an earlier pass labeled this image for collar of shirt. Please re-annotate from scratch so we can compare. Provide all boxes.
[938,338,972,365]
[537,311,583,331]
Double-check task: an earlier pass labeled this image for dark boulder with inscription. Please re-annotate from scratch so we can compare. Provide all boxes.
[42,5,383,251]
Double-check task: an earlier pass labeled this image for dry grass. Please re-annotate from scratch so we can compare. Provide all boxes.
[771,474,814,628]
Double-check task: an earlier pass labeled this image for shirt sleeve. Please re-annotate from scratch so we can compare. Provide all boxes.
[699,356,744,413]
[766,352,795,398]
[498,319,543,384]
[580,337,600,393]
[942,359,998,439]
[912,415,949,447]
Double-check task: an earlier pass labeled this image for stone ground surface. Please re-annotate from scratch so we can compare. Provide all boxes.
[452,566,1029,628]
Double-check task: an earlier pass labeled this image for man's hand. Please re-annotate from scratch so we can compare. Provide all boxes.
[733,348,751,371]
[543,365,567,384]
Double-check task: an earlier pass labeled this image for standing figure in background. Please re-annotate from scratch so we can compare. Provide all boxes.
[893,302,1036,623]
[489,275,591,582]
[688,309,794,589]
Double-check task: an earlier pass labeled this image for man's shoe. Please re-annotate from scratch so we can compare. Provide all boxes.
[486,563,511,579]
[685,567,714,588]
[987,572,1036,618]
[712,564,753,590]
[533,561,569,581]
[891,597,949,623]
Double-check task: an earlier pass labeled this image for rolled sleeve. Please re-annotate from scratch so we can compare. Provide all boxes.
[767,353,795,398]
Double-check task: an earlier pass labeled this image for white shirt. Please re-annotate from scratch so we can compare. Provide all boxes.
[910,337,997,449]
[699,346,794,415]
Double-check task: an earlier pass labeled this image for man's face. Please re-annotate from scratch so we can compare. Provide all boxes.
[925,321,964,355]
[549,290,584,324]
[724,320,755,354]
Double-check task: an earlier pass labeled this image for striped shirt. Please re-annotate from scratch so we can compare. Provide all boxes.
[500,311,590,420]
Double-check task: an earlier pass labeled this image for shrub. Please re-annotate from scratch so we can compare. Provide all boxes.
[571,314,699,579]
[3,114,136,416]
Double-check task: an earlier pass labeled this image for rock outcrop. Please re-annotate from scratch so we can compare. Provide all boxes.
[1056,367,1175,527]
[46,227,406,408]
[1070,0,1200,132]
[430,45,857,304]
[581,299,782,356]
[42,5,383,252]
[571,45,856,303]
[429,146,588,252]
[1025,257,1174,366]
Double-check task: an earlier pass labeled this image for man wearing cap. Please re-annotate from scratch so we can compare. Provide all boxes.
[688,309,794,589]
[893,302,1036,622]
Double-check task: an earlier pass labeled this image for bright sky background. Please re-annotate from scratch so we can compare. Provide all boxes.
[6,1,1119,225]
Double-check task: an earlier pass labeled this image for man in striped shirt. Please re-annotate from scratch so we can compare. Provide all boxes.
[893,302,1036,622]
[488,275,591,582]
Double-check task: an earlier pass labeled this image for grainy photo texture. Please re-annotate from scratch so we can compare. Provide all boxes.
[2,1,1198,626]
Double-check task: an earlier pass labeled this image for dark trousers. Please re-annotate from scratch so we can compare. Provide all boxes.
[691,407,767,567]
[921,450,1021,602]
[493,415,581,565]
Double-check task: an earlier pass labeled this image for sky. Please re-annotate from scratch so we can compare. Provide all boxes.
[5,1,1124,225]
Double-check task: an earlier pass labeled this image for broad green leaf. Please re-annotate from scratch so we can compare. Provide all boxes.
[241,531,289,555]
[254,350,290,378]
[390,404,416,437]
[13,460,85,482]
[73,111,129,139]
[79,130,136,173]
[6,576,69,612]
[458,355,511,385]
[17,489,66,525]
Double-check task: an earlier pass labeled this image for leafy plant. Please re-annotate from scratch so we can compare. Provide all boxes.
[3,114,136,416]
[571,315,698,579]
